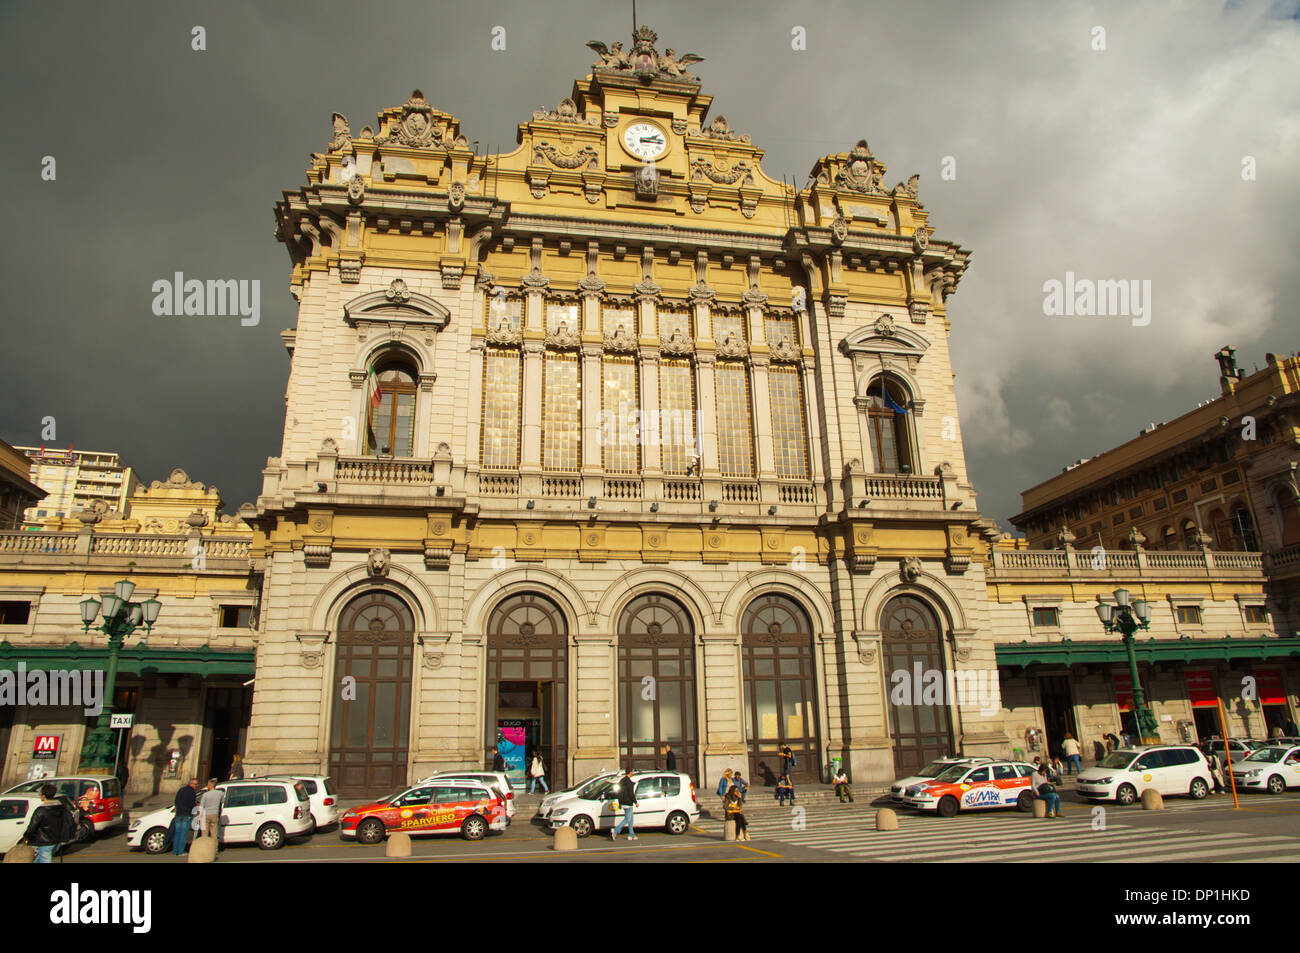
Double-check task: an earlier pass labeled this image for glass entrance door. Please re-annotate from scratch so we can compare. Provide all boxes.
[742,595,821,786]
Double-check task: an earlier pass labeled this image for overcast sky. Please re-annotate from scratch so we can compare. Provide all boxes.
[2,0,1297,532]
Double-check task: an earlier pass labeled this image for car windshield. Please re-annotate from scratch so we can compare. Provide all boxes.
[933,765,969,783]
[576,776,616,797]
[1244,748,1284,763]
[918,760,958,778]
[1098,751,1137,769]
[585,779,617,799]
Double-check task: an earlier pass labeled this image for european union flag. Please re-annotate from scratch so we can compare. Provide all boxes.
[883,390,909,415]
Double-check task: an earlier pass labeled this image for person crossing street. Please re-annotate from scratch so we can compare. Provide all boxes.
[609,768,638,841]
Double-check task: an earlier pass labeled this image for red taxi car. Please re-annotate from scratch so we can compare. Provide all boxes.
[2,776,125,838]
[901,761,1037,817]
[340,779,509,843]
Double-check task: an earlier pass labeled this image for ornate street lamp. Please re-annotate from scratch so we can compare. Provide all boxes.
[1095,587,1159,744]
[78,579,161,772]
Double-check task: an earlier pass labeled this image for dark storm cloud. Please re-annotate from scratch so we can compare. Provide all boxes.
[2,0,1296,529]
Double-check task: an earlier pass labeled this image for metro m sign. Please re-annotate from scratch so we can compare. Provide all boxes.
[32,733,61,760]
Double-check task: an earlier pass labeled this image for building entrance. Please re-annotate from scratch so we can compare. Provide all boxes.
[1038,675,1078,761]
[741,595,821,786]
[881,595,955,779]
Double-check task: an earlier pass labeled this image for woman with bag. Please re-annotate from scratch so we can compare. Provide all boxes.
[528,754,549,794]
[724,788,750,841]
[1033,764,1062,818]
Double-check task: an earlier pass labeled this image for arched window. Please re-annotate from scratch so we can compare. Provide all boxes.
[741,594,820,784]
[1160,525,1175,550]
[1277,489,1300,547]
[865,376,914,474]
[617,594,698,778]
[880,595,954,778]
[1230,505,1257,551]
[1208,509,1230,550]
[1181,519,1200,550]
[365,358,418,457]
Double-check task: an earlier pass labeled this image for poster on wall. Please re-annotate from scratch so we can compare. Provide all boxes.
[497,719,527,785]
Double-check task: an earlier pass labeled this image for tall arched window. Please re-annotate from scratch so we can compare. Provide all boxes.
[1181,519,1200,550]
[1230,505,1257,551]
[1208,509,1230,550]
[741,594,820,785]
[881,594,954,778]
[617,594,698,778]
[1160,525,1176,550]
[365,359,418,457]
[865,376,914,474]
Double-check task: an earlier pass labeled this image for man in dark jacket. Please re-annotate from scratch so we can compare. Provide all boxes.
[23,784,73,863]
[171,779,198,855]
[662,744,676,772]
[609,769,638,841]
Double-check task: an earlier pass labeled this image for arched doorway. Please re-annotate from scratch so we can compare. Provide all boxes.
[741,594,821,786]
[329,591,414,796]
[485,593,568,791]
[881,594,955,778]
[617,594,698,780]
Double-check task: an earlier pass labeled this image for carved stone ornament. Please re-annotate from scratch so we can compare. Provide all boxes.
[858,646,877,665]
[700,115,749,142]
[901,556,924,582]
[486,315,523,346]
[894,173,920,200]
[954,646,974,663]
[742,282,769,306]
[633,277,662,302]
[532,97,590,124]
[690,156,754,185]
[149,467,205,491]
[831,215,849,244]
[377,90,442,148]
[690,192,707,214]
[545,321,581,349]
[635,163,660,198]
[1127,526,1148,550]
[533,140,599,169]
[328,112,353,153]
[603,110,619,128]
[347,174,365,205]
[301,652,325,669]
[671,118,687,135]
[1055,524,1077,549]
[588,27,703,83]
[366,547,391,577]
[578,271,607,294]
[769,336,800,362]
[660,329,695,356]
[913,227,931,254]
[602,324,637,352]
[77,505,103,526]
[688,279,715,302]
[716,331,748,359]
[422,652,445,670]
[835,140,887,195]
[448,181,466,210]
[874,313,896,337]
[521,266,550,291]
[386,278,412,304]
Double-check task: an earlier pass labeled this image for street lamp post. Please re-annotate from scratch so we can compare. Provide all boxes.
[1095,587,1160,744]
[78,579,160,773]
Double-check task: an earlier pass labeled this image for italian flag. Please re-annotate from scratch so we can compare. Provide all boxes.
[366,363,383,408]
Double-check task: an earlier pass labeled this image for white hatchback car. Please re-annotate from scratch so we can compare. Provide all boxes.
[263,775,341,830]
[889,756,994,802]
[419,771,517,818]
[1077,745,1214,804]
[1229,745,1300,794]
[127,779,314,852]
[546,771,699,837]
[536,770,621,824]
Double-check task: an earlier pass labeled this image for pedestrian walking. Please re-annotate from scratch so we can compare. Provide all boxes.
[21,783,76,863]
[1104,732,1119,752]
[491,749,505,772]
[775,773,795,807]
[716,769,733,819]
[724,788,749,841]
[832,767,854,802]
[1204,748,1225,794]
[1061,733,1082,775]
[227,754,244,781]
[1285,716,1298,737]
[609,768,638,841]
[528,754,549,794]
[1032,764,1061,818]
[662,743,676,772]
[780,743,796,778]
[171,779,198,855]
[197,779,223,840]
[732,769,749,802]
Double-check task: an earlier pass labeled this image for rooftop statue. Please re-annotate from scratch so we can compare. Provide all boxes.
[588,26,703,83]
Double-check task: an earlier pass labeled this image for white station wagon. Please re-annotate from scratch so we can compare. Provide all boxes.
[128,779,314,852]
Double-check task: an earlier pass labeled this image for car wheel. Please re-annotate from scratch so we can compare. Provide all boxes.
[461,814,488,841]
[569,815,593,838]
[1189,777,1209,800]
[1016,790,1034,813]
[665,810,690,835]
[936,795,959,818]
[75,818,94,843]
[1116,784,1138,806]
[356,818,386,845]
[143,827,169,854]
[1267,774,1286,795]
[257,822,286,850]
[306,816,318,835]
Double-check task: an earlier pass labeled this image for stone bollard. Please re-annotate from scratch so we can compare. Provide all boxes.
[553,826,578,851]
[723,819,736,841]
[188,836,217,863]
[1032,798,1048,818]
[386,832,412,857]
[2,844,35,863]
[1140,789,1164,810]
[875,808,898,831]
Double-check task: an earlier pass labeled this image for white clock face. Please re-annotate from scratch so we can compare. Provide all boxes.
[622,122,667,160]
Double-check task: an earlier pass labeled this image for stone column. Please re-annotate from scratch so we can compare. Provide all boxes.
[520,340,544,481]
[695,352,720,478]
[639,349,662,475]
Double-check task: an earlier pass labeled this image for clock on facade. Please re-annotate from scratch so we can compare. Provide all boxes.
[621,121,668,160]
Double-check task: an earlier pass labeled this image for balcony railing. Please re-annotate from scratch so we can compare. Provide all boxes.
[1266,541,1300,574]
[603,478,642,500]
[480,473,519,496]
[0,531,250,562]
[863,474,944,501]
[989,547,1263,577]
[0,532,78,555]
[336,457,434,485]
[541,475,582,498]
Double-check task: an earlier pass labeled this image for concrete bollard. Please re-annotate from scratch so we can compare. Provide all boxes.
[1032,798,1048,818]
[2,844,35,863]
[188,836,217,863]
[553,826,578,851]
[875,808,898,831]
[1140,789,1164,810]
[723,819,736,841]
[385,832,412,857]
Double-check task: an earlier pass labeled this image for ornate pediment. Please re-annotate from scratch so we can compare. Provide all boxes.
[587,26,703,84]
[839,319,930,362]
[343,280,451,334]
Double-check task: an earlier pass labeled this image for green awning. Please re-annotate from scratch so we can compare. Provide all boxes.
[996,637,1300,669]
[0,641,255,677]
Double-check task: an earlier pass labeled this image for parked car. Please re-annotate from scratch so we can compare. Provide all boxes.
[262,775,341,830]
[1229,744,1300,794]
[127,779,313,853]
[2,776,124,838]
[1076,745,1214,804]
[544,770,698,837]
[340,779,509,843]
[1205,738,1265,764]
[535,770,621,824]
[418,771,517,818]
[901,761,1036,817]
[889,756,994,802]
[0,793,84,856]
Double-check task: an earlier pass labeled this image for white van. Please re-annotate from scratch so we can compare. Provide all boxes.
[546,771,699,837]
[1076,745,1214,804]
[127,779,314,852]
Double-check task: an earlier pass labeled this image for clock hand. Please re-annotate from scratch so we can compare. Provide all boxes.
[640,136,664,144]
